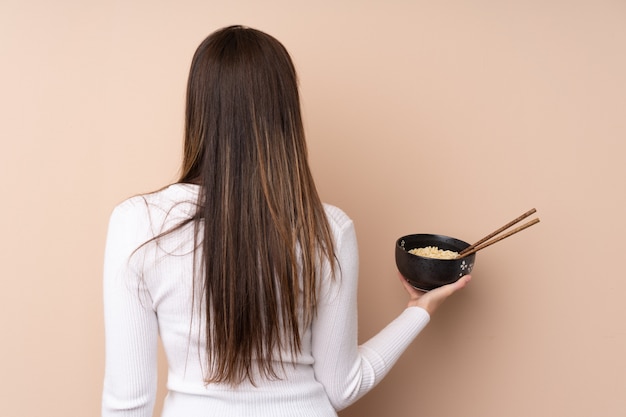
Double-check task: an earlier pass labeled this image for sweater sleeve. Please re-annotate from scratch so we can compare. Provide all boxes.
[311,216,430,411]
[102,200,159,417]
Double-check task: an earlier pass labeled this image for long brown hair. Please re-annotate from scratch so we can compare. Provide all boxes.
[178,25,336,385]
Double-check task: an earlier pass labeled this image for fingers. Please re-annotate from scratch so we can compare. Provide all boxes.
[453,274,472,290]
[398,271,471,314]
[414,275,471,315]
[446,274,472,292]
[431,274,471,298]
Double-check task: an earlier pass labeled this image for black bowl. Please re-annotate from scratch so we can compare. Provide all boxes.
[395,234,476,291]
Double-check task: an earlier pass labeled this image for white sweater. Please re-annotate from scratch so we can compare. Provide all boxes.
[102,183,430,417]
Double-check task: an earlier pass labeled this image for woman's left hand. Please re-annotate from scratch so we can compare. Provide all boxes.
[399,272,471,315]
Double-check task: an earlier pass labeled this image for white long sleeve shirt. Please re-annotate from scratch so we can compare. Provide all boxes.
[102,183,430,417]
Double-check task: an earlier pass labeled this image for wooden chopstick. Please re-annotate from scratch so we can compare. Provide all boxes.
[457,218,540,258]
[457,208,539,258]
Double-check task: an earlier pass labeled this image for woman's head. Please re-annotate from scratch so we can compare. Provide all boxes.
[180,25,304,185]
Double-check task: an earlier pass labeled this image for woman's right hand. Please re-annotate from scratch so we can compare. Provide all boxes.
[398,273,471,315]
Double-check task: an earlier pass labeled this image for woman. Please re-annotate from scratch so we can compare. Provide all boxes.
[102,25,470,417]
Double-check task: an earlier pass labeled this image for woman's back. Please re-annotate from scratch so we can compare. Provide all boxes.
[103,183,433,416]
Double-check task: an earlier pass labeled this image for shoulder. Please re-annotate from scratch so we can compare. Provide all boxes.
[323,203,356,241]
[105,195,153,247]
[105,184,199,253]
[109,195,149,224]
[109,183,199,226]
[323,204,353,229]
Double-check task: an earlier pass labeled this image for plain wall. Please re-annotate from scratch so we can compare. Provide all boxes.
[2,1,625,416]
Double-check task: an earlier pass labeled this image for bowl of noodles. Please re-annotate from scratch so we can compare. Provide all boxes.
[395,234,476,291]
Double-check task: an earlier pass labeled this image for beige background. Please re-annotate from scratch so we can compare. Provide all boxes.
[2,0,625,416]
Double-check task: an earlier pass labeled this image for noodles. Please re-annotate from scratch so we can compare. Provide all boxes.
[408,246,459,259]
